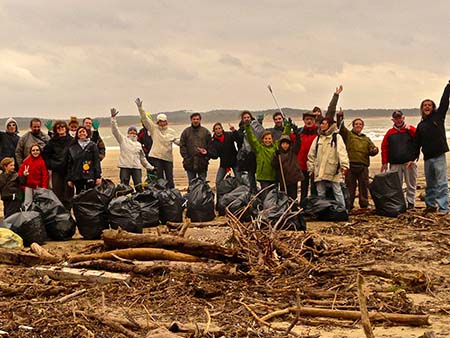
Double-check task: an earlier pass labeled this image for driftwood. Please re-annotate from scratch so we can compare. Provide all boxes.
[70,259,245,279]
[67,247,201,263]
[357,274,375,338]
[0,248,56,266]
[102,229,243,263]
[259,306,430,326]
[32,266,131,284]
[30,243,61,263]
[166,220,228,228]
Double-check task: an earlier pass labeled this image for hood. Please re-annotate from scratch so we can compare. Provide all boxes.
[5,118,19,134]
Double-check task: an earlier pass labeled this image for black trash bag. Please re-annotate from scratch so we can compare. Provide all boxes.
[114,184,134,197]
[239,172,251,187]
[134,190,160,228]
[262,189,289,223]
[158,188,183,223]
[218,185,255,220]
[279,211,307,231]
[108,196,143,233]
[186,178,215,222]
[1,211,47,246]
[72,181,114,240]
[145,178,169,191]
[369,171,406,217]
[46,213,76,241]
[216,176,241,215]
[301,196,348,221]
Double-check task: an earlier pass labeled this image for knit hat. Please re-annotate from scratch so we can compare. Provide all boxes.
[4,118,18,133]
[392,110,403,118]
[0,157,14,170]
[279,135,291,144]
[156,113,168,122]
[127,125,138,133]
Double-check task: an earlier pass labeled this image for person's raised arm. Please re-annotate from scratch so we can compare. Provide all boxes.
[245,122,259,151]
[325,85,343,121]
[110,108,123,144]
[435,80,450,118]
[135,98,156,133]
[336,107,349,141]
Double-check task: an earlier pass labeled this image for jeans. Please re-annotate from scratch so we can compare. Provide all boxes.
[390,162,418,206]
[316,180,346,209]
[186,170,207,183]
[119,168,143,188]
[424,154,449,212]
[215,167,241,186]
[151,157,175,188]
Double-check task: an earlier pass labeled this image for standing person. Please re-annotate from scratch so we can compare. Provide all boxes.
[68,116,79,138]
[414,80,450,214]
[207,122,241,186]
[337,109,378,210]
[233,111,265,193]
[296,86,343,203]
[15,118,50,166]
[110,108,153,189]
[42,121,74,209]
[268,112,285,141]
[18,144,49,209]
[135,98,179,188]
[381,110,417,209]
[66,126,102,194]
[179,113,211,182]
[0,157,24,218]
[307,118,349,209]
[273,135,304,200]
[0,118,20,168]
[83,117,106,161]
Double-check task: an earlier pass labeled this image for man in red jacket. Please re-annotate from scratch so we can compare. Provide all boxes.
[381,110,417,208]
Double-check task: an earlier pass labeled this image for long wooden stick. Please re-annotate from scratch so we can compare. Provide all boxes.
[357,274,375,338]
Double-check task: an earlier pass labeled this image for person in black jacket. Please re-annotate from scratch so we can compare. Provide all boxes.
[66,126,102,194]
[207,122,241,186]
[0,157,24,218]
[414,80,450,214]
[43,121,74,209]
[0,118,20,169]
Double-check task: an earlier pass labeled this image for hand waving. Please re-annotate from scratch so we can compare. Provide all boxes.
[110,108,119,118]
[335,85,343,95]
[135,98,143,109]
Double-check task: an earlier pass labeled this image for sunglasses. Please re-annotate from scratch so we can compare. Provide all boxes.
[56,125,66,129]
[31,149,41,152]
[7,123,16,127]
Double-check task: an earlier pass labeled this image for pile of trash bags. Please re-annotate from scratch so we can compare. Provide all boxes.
[369,172,406,217]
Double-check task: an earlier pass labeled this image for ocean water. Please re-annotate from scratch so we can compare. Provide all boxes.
[102,114,448,149]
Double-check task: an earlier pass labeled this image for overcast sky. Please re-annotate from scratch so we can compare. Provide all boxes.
[1,0,449,118]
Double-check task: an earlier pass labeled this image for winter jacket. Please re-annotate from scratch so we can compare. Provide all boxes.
[15,131,50,166]
[111,118,153,170]
[207,131,239,168]
[42,134,73,174]
[273,135,304,185]
[414,83,450,161]
[307,124,349,183]
[297,125,318,171]
[0,118,20,165]
[89,130,106,161]
[339,121,378,167]
[137,126,153,157]
[0,171,25,200]
[18,155,49,189]
[268,125,284,141]
[381,124,416,165]
[138,109,179,162]
[180,124,211,172]
[66,140,102,182]
[245,123,290,182]
[235,120,264,173]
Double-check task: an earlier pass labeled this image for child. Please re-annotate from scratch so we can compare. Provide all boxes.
[245,120,290,198]
[0,157,24,218]
[18,144,49,209]
[273,135,304,200]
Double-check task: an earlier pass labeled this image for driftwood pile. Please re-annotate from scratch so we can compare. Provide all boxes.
[0,203,449,337]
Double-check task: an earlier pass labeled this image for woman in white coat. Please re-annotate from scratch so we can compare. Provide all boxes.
[135,98,179,188]
[110,108,153,189]
[307,117,349,209]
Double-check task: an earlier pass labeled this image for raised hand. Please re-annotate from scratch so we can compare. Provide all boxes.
[44,120,53,130]
[135,98,143,109]
[335,85,343,95]
[228,123,235,131]
[23,165,29,176]
[337,107,344,116]
[92,119,100,130]
[110,108,119,118]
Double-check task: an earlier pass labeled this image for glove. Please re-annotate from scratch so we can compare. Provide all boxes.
[146,168,158,182]
[257,113,264,122]
[135,98,143,109]
[283,119,290,127]
[44,120,53,130]
[110,108,119,118]
[275,149,281,156]
[92,119,100,130]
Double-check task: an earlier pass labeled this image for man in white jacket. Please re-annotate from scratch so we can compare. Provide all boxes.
[110,108,153,189]
[135,98,179,188]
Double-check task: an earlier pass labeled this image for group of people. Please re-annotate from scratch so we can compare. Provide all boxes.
[1,80,449,220]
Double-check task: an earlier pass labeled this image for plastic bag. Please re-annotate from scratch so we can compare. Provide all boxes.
[301,196,348,221]
[369,172,406,217]
[218,185,256,221]
[262,189,289,222]
[158,188,183,223]
[47,213,76,241]
[216,176,241,215]
[134,190,160,228]
[1,211,47,246]
[186,178,215,222]
[108,196,143,233]
[0,228,24,250]
[114,183,134,197]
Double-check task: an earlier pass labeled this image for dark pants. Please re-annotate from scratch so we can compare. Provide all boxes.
[300,170,317,203]
[119,168,142,188]
[258,180,275,201]
[186,170,207,184]
[345,164,369,209]
[151,157,175,188]
[3,198,22,218]
[52,171,74,210]
[74,180,96,195]
[280,182,298,201]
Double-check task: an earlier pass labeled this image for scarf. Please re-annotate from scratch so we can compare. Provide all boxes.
[214,134,225,143]
[78,138,90,150]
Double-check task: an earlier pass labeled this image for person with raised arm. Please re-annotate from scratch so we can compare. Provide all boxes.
[135,98,179,188]
[82,117,106,161]
[413,80,450,214]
